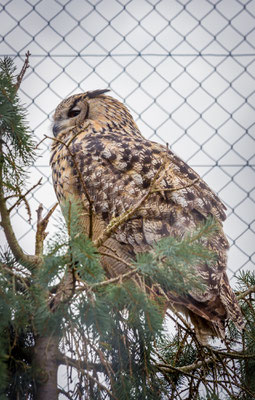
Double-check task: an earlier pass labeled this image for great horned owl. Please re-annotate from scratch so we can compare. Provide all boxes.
[50,89,244,343]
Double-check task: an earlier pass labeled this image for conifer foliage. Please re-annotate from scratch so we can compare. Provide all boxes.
[0,56,254,399]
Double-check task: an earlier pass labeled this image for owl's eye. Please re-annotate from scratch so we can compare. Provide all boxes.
[67,108,81,118]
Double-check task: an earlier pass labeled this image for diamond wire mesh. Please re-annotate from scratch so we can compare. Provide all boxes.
[0,0,254,281]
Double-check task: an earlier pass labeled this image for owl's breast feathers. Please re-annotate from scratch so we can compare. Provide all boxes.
[50,122,244,342]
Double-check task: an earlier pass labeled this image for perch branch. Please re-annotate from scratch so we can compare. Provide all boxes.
[8,178,42,214]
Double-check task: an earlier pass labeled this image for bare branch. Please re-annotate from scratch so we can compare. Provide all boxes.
[154,359,200,380]
[58,351,117,400]
[0,261,30,291]
[35,136,49,150]
[90,267,138,290]
[204,347,255,360]
[8,178,42,215]
[237,285,255,300]
[35,202,58,257]
[99,248,134,269]
[57,388,73,400]
[15,51,31,92]
[57,352,104,373]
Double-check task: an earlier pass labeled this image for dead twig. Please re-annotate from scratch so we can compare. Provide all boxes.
[8,178,42,215]
[90,267,138,290]
[57,352,104,372]
[35,203,58,257]
[35,135,49,150]
[0,261,30,291]
[15,51,31,92]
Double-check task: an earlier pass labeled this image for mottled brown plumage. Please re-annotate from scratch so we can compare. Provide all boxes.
[50,90,244,343]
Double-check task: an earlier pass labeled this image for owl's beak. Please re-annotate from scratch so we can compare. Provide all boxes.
[52,122,61,137]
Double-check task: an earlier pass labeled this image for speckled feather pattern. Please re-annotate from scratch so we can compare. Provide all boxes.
[50,91,244,342]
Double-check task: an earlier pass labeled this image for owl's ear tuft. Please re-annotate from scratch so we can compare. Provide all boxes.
[87,89,110,99]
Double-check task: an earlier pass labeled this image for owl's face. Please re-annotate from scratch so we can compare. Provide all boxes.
[52,89,140,138]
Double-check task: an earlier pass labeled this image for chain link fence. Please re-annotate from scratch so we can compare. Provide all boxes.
[0,0,254,281]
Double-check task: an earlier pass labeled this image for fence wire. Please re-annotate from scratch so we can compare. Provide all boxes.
[0,0,254,280]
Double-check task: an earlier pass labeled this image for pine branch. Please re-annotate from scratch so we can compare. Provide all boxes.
[204,347,255,360]
[154,359,200,379]
[0,55,39,268]
[81,370,118,400]
[0,261,30,291]
[155,350,255,376]
[156,358,255,399]
[56,352,105,372]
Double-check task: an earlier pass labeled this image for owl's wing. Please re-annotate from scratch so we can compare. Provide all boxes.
[88,134,227,245]
[64,130,227,251]
[54,130,243,341]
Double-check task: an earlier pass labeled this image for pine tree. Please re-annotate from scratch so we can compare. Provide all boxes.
[0,55,254,400]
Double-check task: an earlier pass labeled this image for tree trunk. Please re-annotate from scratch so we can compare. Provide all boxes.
[34,335,59,400]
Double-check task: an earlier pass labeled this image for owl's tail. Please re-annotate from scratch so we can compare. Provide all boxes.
[219,272,245,332]
[167,279,244,345]
[188,311,225,345]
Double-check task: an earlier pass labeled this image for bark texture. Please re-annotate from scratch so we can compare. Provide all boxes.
[34,335,59,400]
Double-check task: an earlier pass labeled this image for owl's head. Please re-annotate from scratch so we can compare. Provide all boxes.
[52,89,141,138]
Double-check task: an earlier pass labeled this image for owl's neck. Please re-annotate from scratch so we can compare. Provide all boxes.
[89,117,143,140]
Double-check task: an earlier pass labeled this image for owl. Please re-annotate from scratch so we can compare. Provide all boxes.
[50,89,244,343]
